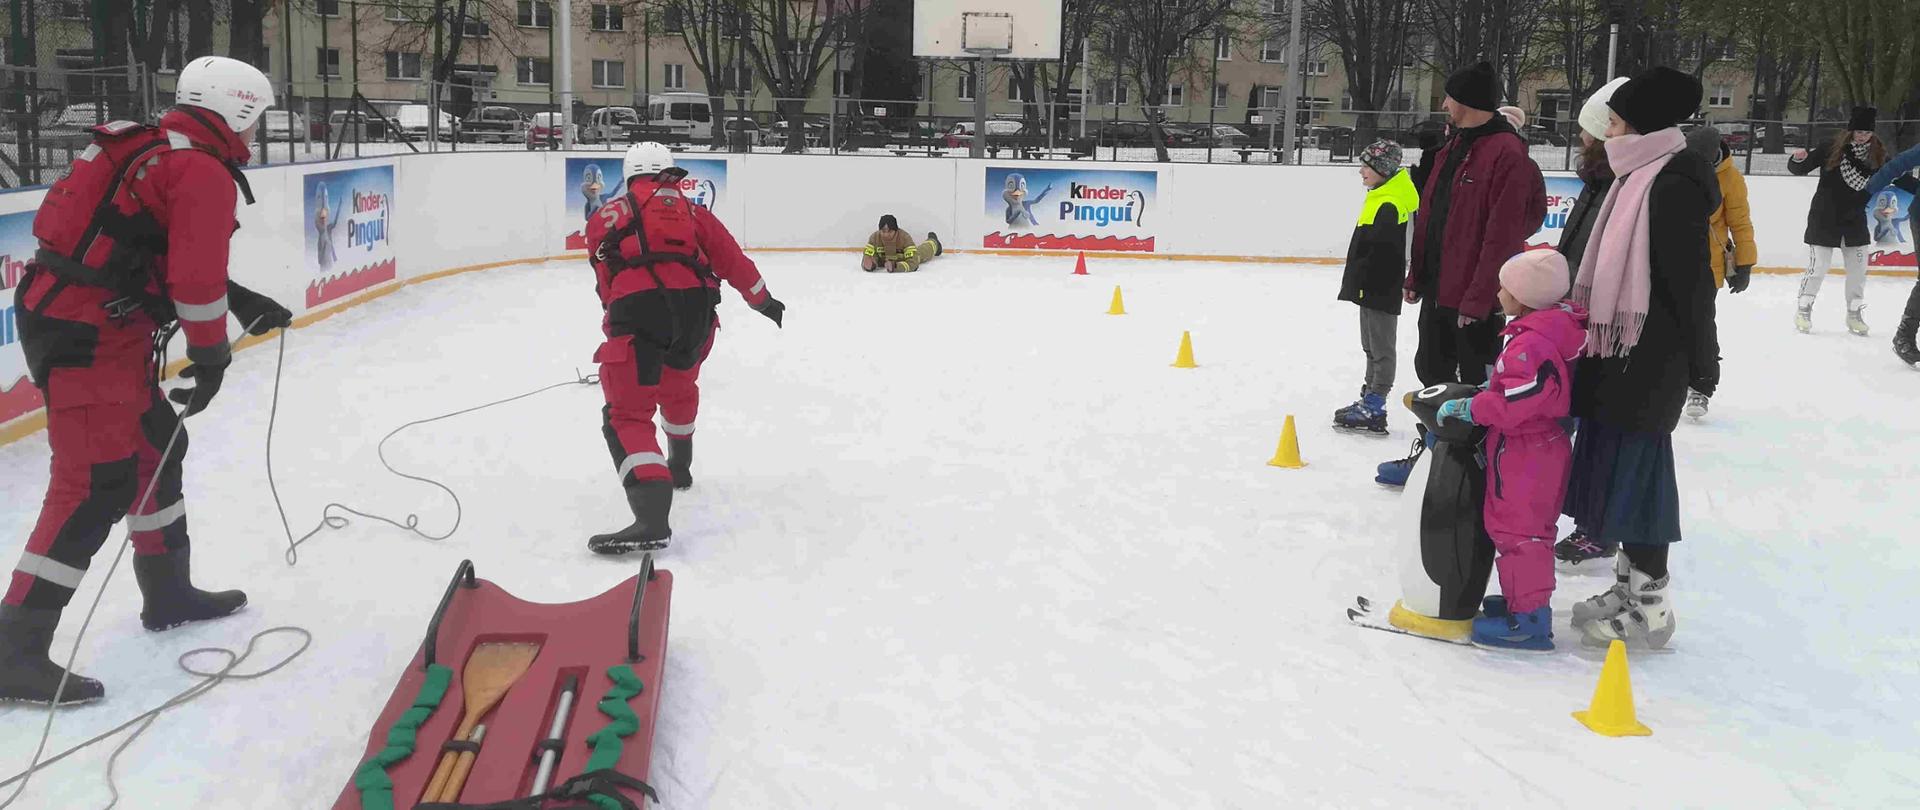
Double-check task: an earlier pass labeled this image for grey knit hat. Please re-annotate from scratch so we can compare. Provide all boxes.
[1360,139,1403,178]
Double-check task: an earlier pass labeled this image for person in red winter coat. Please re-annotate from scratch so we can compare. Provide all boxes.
[2,57,293,706]
[585,142,784,555]
[1436,250,1587,651]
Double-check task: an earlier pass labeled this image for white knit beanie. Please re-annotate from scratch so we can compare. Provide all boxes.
[1579,77,1631,141]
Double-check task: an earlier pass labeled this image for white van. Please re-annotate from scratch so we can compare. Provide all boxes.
[646,93,713,142]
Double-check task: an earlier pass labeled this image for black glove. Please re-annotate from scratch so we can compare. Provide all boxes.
[1727,264,1752,294]
[228,282,292,335]
[754,297,785,328]
[167,361,228,417]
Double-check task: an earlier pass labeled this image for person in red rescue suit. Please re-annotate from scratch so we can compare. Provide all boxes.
[1,57,293,706]
[585,142,784,555]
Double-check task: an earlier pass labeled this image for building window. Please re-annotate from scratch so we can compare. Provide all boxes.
[1259,85,1283,109]
[835,70,854,97]
[516,1,551,28]
[958,65,977,101]
[385,51,422,80]
[1546,52,1567,68]
[664,63,686,91]
[1715,39,1739,60]
[52,2,88,19]
[592,60,625,88]
[1261,39,1285,63]
[1306,58,1329,77]
[1009,76,1027,102]
[459,16,489,37]
[1266,0,1283,13]
[1708,85,1733,108]
[317,0,340,16]
[1095,78,1130,107]
[1676,40,1701,62]
[664,7,685,33]
[591,4,624,32]
[1340,92,1353,111]
[1215,34,1231,60]
[1108,32,1129,58]
[517,57,552,86]
[719,65,753,94]
[1302,96,1331,122]
[385,3,423,22]
[1165,83,1185,107]
[1214,83,1230,108]
[316,47,341,78]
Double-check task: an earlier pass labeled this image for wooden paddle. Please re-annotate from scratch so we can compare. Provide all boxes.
[421,641,542,803]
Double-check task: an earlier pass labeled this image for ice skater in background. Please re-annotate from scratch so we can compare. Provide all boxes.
[313,183,338,271]
[1002,173,1052,227]
[581,163,607,220]
[1865,140,1920,366]
[1433,249,1587,651]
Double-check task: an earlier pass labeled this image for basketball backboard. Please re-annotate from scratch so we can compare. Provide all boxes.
[912,0,1062,60]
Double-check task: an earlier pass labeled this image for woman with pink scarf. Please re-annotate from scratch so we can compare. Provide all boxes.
[1560,67,1720,649]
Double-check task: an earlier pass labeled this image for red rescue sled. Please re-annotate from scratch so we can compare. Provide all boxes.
[332,557,672,809]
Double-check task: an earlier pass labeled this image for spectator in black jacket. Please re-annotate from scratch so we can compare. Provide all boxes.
[1561,67,1719,650]
[1334,140,1421,435]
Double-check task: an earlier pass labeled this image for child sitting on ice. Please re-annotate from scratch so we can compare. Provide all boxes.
[1435,249,1589,651]
[862,214,942,273]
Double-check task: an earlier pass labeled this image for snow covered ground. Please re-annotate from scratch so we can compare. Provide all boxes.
[1,254,1916,808]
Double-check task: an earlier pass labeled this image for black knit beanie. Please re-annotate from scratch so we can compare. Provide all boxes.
[1443,62,1499,113]
[1606,66,1702,134]
[1848,106,1877,132]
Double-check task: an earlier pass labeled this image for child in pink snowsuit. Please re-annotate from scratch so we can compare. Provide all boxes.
[1437,248,1588,650]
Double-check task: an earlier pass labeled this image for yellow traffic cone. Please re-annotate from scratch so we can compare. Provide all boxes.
[1573,639,1653,737]
[1170,330,1197,368]
[1267,415,1306,468]
[1107,286,1127,315]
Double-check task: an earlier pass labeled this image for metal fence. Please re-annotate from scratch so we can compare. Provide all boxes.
[6,67,1914,186]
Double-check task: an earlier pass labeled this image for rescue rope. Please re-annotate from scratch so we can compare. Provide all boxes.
[262,328,601,566]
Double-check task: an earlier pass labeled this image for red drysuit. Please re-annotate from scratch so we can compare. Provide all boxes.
[586,173,771,484]
[6,110,252,609]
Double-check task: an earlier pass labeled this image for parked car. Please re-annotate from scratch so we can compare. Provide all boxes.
[579,106,641,144]
[943,119,1024,148]
[461,105,527,143]
[322,110,389,142]
[262,110,309,141]
[1189,124,1252,148]
[1520,124,1567,147]
[526,112,576,149]
[1395,119,1447,149]
[1093,121,1196,148]
[393,104,457,141]
[719,116,762,148]
[769,118,827,149]
[645,93,715,142]
[40,102,108,130]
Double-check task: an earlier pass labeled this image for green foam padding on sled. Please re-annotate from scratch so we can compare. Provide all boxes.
[352,663,455,810]
[582,665,645,810]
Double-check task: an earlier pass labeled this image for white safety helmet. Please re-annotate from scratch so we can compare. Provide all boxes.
[175,56,275,134]
[622,142,675,180]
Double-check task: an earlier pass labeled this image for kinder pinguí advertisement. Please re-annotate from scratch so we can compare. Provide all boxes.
[1530,174,1586,250]
[1868,185,1915,270]
[303,163,398,309]
[983,167,1158,252]
[563,157,726,251]
[0,210,44,425]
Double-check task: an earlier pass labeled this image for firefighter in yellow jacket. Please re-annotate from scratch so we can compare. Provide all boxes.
[862,214,942,273]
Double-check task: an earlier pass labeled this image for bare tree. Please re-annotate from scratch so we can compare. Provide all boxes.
[187,0,217,57]
[735,0,870,153]
[1417,0,1551,102]
[1097,0,1246,161]
[1272,0,1416,142]
[652,0,755,149]
[1805,0,1920,143]
[230,0,270,67]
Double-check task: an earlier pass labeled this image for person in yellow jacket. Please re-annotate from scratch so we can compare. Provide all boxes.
[862,214,942,273]
[1681,125,1756,421]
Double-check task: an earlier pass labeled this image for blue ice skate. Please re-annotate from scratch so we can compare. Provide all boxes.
[1374,429,1432,486]
[1472,605,1555,652]
[1334,391,1389,436]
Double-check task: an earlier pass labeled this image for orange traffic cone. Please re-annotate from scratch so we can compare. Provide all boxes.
[1574,639,1653,737]
[1072,252,1089,275]
[1266,415,1306,468]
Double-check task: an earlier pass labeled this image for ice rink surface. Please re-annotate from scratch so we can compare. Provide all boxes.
[2,253,1916,808]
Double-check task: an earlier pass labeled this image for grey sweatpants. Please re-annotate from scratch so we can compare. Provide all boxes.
[1800,244,1869,310]
[1358,306,1398,398]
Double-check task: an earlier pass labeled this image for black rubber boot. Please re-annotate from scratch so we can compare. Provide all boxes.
[133,548,248,632]
[0,604,106,706]
[667,437,694,491]
[928,232,943,256]
[1895,284,1920,366]
[589,480,673,555]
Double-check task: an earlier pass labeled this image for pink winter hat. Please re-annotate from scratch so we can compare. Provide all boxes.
[1500,249,1570,310]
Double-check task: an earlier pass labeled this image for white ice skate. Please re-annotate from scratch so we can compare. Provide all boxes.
[1570,551,1631,626]
[1846,307,1870,337]
[1684,389,1710,421]
[1579,566,1675,649]
[1794,305,1812,334]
